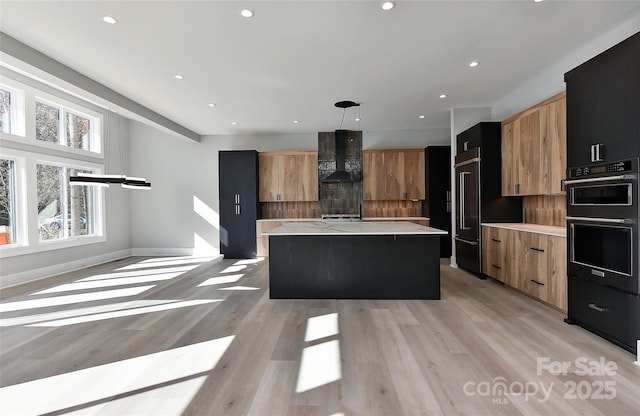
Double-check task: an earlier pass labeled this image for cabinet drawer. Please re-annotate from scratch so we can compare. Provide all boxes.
[568,277,640,353]
[517,232,548,267]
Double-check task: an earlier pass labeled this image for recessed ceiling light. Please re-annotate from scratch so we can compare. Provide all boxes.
[381,1,396,11]
[232,122,238,125]
[355,118,361,122]
[102,15,117,24]
[439,94,447,99]
[174,74,184,79]
[419,115,425,119]
[240,8,254,18]
[208,103,216,107]
[293,120,299,124]
[534,0,544,3]
[469,61,479,67]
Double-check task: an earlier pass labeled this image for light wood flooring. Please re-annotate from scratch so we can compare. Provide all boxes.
[1,256,639,416]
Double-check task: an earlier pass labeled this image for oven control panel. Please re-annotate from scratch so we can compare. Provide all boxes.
[571,160,634,177]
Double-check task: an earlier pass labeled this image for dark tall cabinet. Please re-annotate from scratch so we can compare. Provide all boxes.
[219,150,258,258]
[564,31,640,167]
[423,146,452,258]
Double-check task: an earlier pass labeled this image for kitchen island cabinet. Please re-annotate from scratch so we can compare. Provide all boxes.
[265,221,446,299]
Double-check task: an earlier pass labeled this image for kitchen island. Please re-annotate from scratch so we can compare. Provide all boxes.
[265,221,447,299]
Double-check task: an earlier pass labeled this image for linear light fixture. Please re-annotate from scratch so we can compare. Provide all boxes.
[70,173,151,189]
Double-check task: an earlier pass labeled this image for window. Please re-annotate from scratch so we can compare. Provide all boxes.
[37,164,96,241]
[0,159,16,245]
[0,88,12,134]
[0,73,105,257]
[35,100,95,152]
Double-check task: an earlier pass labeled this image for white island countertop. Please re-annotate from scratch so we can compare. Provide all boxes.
[264,221,447,236]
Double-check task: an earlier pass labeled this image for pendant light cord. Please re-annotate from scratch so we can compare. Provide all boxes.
[339,108,346,129]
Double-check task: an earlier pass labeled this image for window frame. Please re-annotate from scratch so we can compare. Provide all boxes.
[0,74,108,259]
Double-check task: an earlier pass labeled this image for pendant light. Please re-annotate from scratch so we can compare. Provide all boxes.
[70,110,151,189]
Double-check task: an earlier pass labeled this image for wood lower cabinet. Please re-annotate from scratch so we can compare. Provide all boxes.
[259,152,318,202]
[482,226,512,283]
[501,92,566,196]
[482,225,567,312]
[363,148,425,201]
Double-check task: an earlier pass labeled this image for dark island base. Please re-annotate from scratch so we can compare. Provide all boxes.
[269,234,441,299]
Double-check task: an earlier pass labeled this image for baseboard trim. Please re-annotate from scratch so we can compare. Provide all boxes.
[131,247,220,257]
[0,249,132,289]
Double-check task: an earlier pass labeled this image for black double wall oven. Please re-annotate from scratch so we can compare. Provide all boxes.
[565,158,639,296]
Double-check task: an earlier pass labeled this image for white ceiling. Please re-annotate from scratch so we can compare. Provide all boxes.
[1,1,639,137]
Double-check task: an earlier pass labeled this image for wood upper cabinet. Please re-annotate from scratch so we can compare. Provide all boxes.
[296,152,319,201]
[363,149,425,201]
[259,151,318,202]
[501,91,566,196]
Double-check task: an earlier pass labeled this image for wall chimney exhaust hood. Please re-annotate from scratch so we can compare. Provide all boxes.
[321,100,361,183]
[321,129,354,183]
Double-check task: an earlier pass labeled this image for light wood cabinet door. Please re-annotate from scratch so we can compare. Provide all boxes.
[403,150,425,200]
[547,235,567,312]
[547,96,567,195]
[518,109,544,195]
[482,226,511,282]
[363,151,386,201]
[384,151,405,200]
[501,120,519,196]
[279,154,298,201]
[259,153,280,202]
[296,152,318,201]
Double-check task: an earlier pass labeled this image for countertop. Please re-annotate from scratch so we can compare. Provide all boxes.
[481,223,566,237]
[264,221,447,236]
[258,217,429,222]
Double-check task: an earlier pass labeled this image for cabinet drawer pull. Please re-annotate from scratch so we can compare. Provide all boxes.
[588,303,606,313]
[530,279,545,286]
[529,247,545,253]
[491,264,502,270]
[491,238,501,243]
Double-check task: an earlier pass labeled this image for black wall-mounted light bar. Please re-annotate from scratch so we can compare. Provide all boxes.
[69,173,151,189]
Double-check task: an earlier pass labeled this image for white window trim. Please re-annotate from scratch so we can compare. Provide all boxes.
[0,148,106,259]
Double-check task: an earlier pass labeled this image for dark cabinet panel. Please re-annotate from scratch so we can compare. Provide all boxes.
[567,276,640,354]
[565,32,640,167]
[219,150,258,258]
[424,146,452,257]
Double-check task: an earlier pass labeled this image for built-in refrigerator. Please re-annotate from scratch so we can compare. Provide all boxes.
[219,150,258,258]
[454,122,522,277]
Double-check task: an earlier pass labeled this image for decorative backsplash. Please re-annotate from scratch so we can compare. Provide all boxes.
[318,131,363,216]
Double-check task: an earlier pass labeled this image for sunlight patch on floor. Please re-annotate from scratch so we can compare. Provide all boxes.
[0,300,181,327]
[217,286,259,291]
[28,299,223,327]
[197,274,244,287]
[219,265,247,274]
[0,286,154,313]
[77,265,199,282]
[295,340,342,393]
[32,272,185,295]
[0,336,235,415]
[304,313,339,342]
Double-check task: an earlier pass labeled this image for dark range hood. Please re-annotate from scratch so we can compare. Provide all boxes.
[321,129,353,183]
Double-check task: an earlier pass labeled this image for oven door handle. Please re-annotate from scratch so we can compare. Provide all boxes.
[565,216,631,224]
[563,174,636,185]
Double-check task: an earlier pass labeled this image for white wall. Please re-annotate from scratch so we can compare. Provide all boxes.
[492,12,640,120]
[128,123,450,254]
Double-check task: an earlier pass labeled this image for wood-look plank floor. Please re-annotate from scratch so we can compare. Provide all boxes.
[1,256,639,416]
